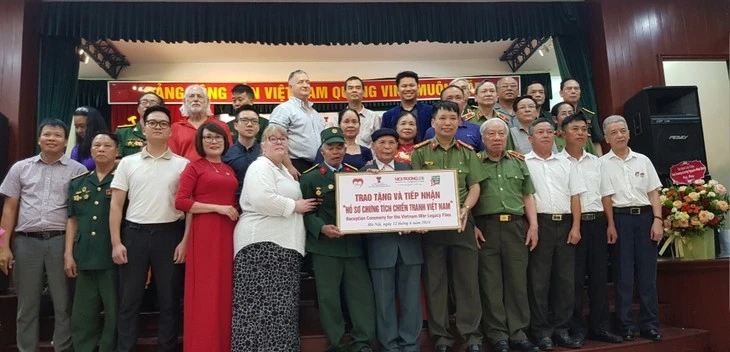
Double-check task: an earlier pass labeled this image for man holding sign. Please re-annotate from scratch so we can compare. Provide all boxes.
[361,128,423,352]
[411,101,487,352]
[300,127,376,352]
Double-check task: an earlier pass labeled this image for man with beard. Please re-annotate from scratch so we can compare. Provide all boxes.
[115,92,164,157]
[380,71,433,141]
[345,76,381,148]
[169,84,232,160]
[0,119,87,351]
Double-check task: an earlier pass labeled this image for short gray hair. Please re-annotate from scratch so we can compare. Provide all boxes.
[449,78,470,96]
[479,117,509,135]
[288,69,308,84]
[602,115,628,136]
[474,80,497,95]
[528,118,554,136]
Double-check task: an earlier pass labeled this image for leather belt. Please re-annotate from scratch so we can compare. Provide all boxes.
[537,213,571,222]
[581,212,605,221]
[613,205,652,215]
[483,214,523,222]
[17,231,64,240]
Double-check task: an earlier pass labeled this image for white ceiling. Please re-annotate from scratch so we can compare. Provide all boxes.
[78,40,560,79]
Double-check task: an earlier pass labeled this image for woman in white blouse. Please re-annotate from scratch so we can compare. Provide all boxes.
[231,124,318,351]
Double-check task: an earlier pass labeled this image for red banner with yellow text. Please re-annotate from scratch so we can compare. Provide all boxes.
[107,76,519,105]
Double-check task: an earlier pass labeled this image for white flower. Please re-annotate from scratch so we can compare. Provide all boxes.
[679,186,688,192]
[709,180,719,186]
[700,190,707,195]
[708,192,716,198]
[662,188,669,193]
[671,207,678,213]
[660,195,667,202]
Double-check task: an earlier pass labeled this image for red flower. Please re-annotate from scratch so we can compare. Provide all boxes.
[662,207,671,216]
[319,167,327,175]
[709,216,721,226]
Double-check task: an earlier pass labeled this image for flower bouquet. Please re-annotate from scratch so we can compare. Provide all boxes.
[659,179,729,259]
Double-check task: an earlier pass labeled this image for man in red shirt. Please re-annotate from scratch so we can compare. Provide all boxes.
[169,84,232,160]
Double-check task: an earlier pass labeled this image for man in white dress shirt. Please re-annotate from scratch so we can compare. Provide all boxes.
[599,115,663,342]
[523,118,584,350]
[558,113,623,345]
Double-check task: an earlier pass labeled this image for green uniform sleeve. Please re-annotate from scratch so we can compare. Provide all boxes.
[410,148,424,170]
[584,138,597,155]
[506,133,516,151]
[589,114,604,143]
[67,181,77,217]
[300,175,325,239]
[465,151,488,186]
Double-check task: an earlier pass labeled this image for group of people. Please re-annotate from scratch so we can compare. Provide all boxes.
[0,69,665,352]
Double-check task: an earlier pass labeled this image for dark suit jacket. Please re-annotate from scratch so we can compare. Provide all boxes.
[381,102,433,142]
[360,160,424,269]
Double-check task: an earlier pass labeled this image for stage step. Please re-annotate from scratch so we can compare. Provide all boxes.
[9,327,709,352]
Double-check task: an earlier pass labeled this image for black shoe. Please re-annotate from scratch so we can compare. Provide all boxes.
[622,329,636,341]
[510,339,539,352]
[554,332,582,349]
[591,330,623,343]
[491,340,509,352]
[536,337,554,351]
[435,345,453,352]
[640,329,662,341]
[572,332,586,346]
[465,344,481,352]
[358,347,373,352]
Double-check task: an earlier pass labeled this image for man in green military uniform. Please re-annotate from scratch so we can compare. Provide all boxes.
[228,84,268,142]
[64,132,120,351]
[473,118,539,352]
[559,78,604,155]
[300,127,376,352]
[411,101,487,352]
[114,92,164,157]
[551,107,598,155]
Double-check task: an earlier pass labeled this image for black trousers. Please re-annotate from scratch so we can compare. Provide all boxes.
[117,220,184,352]
[569,216,611,335]
[528,216,575,339]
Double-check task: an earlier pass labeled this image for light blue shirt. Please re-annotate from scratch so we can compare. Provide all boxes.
[269,96,325,162]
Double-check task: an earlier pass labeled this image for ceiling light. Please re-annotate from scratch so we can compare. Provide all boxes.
[538,49,544,56]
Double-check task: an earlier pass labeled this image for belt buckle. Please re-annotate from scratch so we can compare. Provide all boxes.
[40,232,52,240]
[499,214,511,222]
[630,207,641,215]
[551,214,563,221]
[583,214,596,221]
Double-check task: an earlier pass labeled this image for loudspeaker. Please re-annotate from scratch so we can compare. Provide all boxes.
[0,113,7,293]
[623,87,708,178]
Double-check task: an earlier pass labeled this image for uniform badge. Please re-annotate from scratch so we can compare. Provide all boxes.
[315,187,322,196]
[331,128,337,133]
[424,161,434,166]
[83,194,89,200]
[73,195,82,202]
[319,167,327,175]
[81,187,87,192]
[106,189,112,196]
[327,184,334,190]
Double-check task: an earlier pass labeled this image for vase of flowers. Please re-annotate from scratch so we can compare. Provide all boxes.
[659,179,729,260]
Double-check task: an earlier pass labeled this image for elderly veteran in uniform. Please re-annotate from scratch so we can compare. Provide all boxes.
[300,127,376,352]
[64,132,120,352]
[361,128,423,352]
[557,113,623,345]
[473,118,539,352]
[115,92,165,158]
[0,119,86,352]
[523,118,585,350]
[599,115,663,342]
[411,100,487,352]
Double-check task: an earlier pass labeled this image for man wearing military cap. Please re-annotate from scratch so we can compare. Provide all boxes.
[411,101,487,352]
[115,92,164,158]
[474,118,539,352]
[300,127,376,352]
[64,132,120,351]
[362,128,423,352]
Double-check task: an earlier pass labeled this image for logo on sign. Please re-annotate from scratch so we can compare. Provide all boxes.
[668,135,689,140]
[669,160,707,185]
[352,178,364,188]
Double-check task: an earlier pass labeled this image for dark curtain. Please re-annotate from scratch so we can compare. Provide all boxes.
[37,35,80,129]
[76,80,111,127]
[42,2,581,43]
[519,73,553,111]
[554,34,598,113]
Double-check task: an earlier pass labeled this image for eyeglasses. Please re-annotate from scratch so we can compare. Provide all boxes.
[139,99,160,107]
[267,137,288,144]
[145,120,170,129]
[237,118,259,125]
[203,135,225,143]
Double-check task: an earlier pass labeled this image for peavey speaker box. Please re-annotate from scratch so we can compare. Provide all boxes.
[623,86,708,179]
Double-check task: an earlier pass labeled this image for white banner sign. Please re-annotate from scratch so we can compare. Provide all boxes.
[335,170,461,234]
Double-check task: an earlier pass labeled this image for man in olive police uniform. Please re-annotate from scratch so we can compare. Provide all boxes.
[64,132,120,351]
[300,127,376,352]
[474,118,539,352]
[411,101,487,352]
[115,92,164,157]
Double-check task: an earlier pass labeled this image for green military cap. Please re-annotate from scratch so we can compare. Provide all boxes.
[321,127,346,145]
